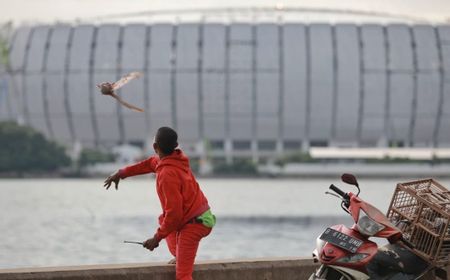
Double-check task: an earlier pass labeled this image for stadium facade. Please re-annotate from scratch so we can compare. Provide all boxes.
[1,22,450,159]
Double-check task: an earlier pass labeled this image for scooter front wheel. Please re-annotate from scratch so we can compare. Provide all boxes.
[309,265,354,280]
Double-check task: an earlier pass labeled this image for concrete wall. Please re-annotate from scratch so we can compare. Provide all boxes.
[0,258,317,280]
[0,258,446,280]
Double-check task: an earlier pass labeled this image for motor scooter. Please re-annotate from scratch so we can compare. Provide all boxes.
[309,174,442,280]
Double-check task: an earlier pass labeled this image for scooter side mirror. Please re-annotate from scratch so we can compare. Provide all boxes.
[341,173,361,196]
[341,173,359,187]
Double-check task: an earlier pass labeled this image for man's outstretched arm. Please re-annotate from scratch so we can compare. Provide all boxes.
[103,156,159,190]
[119,156,159,178]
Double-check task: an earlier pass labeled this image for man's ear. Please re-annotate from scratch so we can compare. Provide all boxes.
[153,142,159,154]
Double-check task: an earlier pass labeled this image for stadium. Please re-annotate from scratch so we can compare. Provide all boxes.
[1,8,450,161]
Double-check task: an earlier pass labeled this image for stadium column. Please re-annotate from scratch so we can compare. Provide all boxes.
[356,25,365,146]
[224,24,232,164]
[433,27,445,147]
[382,26,390,148]
[42,26,54,139]
[277,18,284,156]
[303,24,311,152]
[197,20,204,159]
[116,25,125,145]
[170,23,178,131]
[63,27,76,142]
[19,27,33,125]
[330,24,338,146]
[408,26,418,147]
[88,27,99,147]
[20,28,32,124]
[143,24,151,152]
[251,22,258,162]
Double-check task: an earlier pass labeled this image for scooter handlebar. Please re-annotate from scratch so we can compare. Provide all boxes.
[329,184,347,198]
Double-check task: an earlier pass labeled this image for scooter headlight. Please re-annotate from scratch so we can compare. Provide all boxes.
[356,210,385,236]
[313,238,326,261]
[316,237,326,251]
[337,253,369,263]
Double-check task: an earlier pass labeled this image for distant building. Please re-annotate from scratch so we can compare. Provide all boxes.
[1,21,450,161]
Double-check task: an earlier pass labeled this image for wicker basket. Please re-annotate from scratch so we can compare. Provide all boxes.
[387,179,450,267]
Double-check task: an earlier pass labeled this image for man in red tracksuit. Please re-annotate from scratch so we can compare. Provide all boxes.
[103,127,215,280]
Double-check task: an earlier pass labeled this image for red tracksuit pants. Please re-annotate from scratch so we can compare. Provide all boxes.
[165,223,212,280]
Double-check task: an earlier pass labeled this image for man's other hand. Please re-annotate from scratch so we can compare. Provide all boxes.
[104,171,121,190]
[143,236,160,251]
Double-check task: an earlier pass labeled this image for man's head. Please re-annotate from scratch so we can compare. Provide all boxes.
[153,127,178,157]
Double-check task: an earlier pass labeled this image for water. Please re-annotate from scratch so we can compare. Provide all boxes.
[1,177,447,269]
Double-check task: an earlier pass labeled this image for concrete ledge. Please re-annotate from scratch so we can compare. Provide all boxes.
[0,258,318,280]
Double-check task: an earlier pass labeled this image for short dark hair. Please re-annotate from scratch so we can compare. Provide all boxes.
[155,127,178,155]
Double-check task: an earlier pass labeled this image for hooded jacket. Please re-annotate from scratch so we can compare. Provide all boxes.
[119,149,210,240]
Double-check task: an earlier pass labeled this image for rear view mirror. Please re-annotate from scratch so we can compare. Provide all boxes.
[341,173,359,187]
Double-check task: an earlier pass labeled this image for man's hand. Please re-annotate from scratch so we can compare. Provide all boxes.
[103,171,121,190]
[143,235,161,251]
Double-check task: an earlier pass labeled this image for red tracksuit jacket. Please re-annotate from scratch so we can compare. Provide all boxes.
[118,149,210,240]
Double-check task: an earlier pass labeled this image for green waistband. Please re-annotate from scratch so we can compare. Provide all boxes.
[197,209,216,228]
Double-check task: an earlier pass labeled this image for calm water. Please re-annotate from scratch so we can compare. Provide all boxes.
[1,177,447,269]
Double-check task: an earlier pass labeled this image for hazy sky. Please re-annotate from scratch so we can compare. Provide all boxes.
[1,0,450,24]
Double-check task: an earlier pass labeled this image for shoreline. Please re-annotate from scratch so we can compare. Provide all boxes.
[1,162,449,179]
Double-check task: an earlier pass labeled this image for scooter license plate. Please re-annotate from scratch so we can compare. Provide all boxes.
[319,228,363,253]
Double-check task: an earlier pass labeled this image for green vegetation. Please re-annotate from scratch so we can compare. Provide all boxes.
[189,158,200,174]
[0,37,8,67]
[78,148,115,168]
[0,27,10,67]
[212,159,258,175]
[274,151,314,166]
[0,122,70,175]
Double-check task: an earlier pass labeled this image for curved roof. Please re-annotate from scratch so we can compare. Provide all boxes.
[2,22,450,153]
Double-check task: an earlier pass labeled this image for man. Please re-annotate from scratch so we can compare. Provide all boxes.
[104,127,215,280]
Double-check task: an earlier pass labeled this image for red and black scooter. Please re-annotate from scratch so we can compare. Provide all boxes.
[309,174,433,280]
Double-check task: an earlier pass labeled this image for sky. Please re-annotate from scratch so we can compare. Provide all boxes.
[1,0,450,25]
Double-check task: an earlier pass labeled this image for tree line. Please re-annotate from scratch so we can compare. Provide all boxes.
[0,121,113,176]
